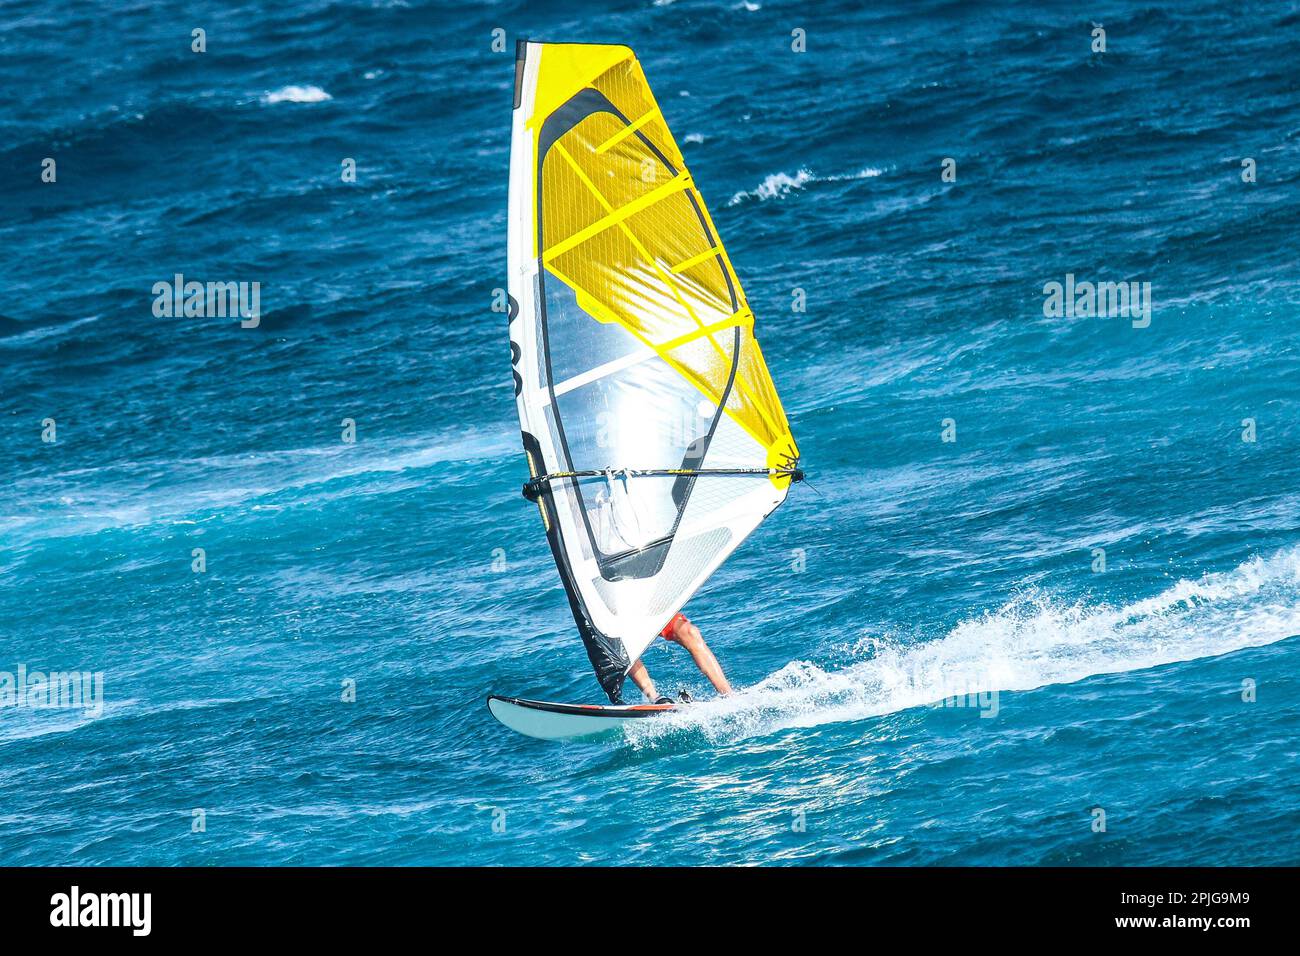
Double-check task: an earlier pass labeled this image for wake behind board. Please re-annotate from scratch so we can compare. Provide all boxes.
[487,694,675,741]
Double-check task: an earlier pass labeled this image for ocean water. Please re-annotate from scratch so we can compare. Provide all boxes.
[2,0,1299,866]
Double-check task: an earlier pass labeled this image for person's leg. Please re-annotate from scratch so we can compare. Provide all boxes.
[666,619,733,695]
[626,659,657,701]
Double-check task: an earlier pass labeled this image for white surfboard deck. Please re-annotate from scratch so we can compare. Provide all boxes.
[487,694,676,741]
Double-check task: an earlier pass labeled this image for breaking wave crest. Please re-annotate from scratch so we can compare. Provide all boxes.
[262,84,332,105]
[728,166,885,204]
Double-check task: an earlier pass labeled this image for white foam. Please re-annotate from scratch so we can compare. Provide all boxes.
[730,168,813,205]
[728,166,885,205]
[625,546,1300,745]
[262,85,332,105]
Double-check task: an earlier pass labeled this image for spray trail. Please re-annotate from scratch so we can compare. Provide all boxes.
[627,546,1300,745]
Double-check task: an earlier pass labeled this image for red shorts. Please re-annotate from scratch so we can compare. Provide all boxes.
[659,612,688,639]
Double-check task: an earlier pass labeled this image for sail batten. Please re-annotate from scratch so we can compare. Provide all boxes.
[508,40,799,703]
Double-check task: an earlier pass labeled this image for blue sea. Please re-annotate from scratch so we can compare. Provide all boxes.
[2,0,1299,866]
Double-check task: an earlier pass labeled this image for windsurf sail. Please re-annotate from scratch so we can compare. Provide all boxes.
[506,40,800,703]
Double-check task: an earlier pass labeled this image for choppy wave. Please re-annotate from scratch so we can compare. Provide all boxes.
[627,547,1300,746]
[262,85,332,105]
[728,166,885,204]
[0,315,102,348]
[0,427,515,545]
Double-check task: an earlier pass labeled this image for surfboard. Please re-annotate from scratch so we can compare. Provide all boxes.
[487,694,677,741]
[490,39,803,736]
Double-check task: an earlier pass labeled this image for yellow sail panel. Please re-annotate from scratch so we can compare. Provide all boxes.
[530,44,797,473]
[527,44,636,138]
